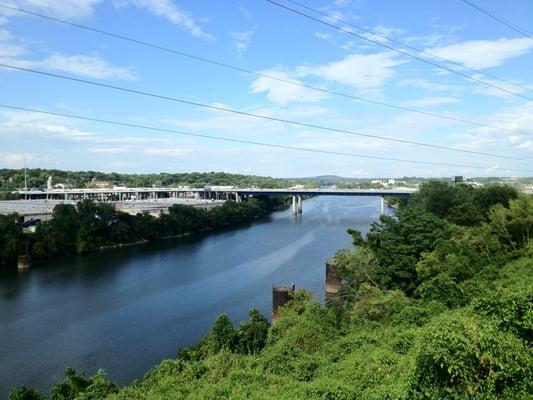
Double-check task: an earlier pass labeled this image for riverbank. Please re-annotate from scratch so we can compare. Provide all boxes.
[0,197,289,269]
[1,196,378,396]
[9,183,529,399]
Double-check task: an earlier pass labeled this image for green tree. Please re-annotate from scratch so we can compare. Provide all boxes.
[0,213,23,264]
[50,368,90,400]
[9,386,46,400]
[235,308,270,354]
[209,314,236,353]
[366,209,450,293]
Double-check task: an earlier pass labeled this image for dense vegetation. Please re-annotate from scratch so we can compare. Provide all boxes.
[0,169,291,191]
[0,197,286,267]
[9,182,533,399]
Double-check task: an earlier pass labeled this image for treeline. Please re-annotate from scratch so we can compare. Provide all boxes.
[9,182,533,399]
[0,169,291,191]
[0,197,286,267]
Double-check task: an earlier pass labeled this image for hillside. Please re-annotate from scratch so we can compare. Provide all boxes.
[10,182,532,399]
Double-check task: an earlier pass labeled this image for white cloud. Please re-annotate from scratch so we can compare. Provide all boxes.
[124,0,213,40]
[402,96,460,108]
[452,101,533,154]
[361,25,405,43]
[4,1,212,39]
[4,0,103,19]
[304,51,405,92]
[231,26,257,56]
[88,147,128,154]
[469,73,529,99]
[0,28,137,80]
[0,42,25,57]
[314,32,331,40]
[144,147,193,156]
[396,78,464,92]
[0,28,12,41]
[1,152,32,166]
[426,38,533,69]
[40,54,137,80]
[250,69,326,105]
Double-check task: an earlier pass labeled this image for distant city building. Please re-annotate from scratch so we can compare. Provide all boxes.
[204,185,236,191]
[87,178,112,188]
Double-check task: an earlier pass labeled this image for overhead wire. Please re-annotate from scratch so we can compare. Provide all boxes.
[284,0,533,93]
[459,0,533,38]
[264,0,533,101]
[1,104,531,173]
[0,3,531,138]
[0,62,529,163]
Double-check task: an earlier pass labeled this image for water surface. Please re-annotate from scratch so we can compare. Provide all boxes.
[0,196,384,396]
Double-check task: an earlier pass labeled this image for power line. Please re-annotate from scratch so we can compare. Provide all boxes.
[460,0,533,38]
[1,104,530,173]
[264,0,533,101]
[0,62,529,163]
[0,3,532,138]
[285,0,533,93]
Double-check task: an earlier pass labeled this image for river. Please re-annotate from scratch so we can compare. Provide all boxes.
[0,196,386,396]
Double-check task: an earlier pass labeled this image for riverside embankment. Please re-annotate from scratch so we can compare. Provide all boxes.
[0,196,386,397]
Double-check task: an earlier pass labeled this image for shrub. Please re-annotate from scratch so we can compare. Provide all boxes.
[415,274,466,308]
[474,289,533,343]
[409,313,533,399]
[351,284,410,322]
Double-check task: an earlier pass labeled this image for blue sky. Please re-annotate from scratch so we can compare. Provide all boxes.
[0,0,532,178]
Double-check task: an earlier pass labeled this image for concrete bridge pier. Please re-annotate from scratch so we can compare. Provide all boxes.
[380,196,385,216]
[292,195,303,215]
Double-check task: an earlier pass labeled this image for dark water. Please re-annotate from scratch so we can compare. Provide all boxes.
[0,196,384,396]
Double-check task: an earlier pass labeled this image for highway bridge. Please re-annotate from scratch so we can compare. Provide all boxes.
[8,187,417,218]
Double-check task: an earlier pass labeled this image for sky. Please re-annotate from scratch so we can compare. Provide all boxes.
[0,0,532,178]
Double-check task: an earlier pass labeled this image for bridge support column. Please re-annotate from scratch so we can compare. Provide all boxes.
[380,196,385,216]
[272,284,295,323]
[292,195,297,215]
[297,196,302,214]
[235,193,241,203]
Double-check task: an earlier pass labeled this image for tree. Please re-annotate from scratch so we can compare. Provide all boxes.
[235,308,270,354]
[9,386,45,400]
[366,209,450,293]
[488,196,532,253]
[0,213,23,264]
[209,314,236,353]
[49,368,90,400]
[410,314,532,399]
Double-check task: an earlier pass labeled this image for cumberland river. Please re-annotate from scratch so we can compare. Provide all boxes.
[0,196,387,396]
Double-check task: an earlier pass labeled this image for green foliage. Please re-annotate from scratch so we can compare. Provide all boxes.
[6,197,286,266]
[408,180,518,225]
[209,314,236,353]
[234,309,270,355]
[351,284,410,323]
[410,313,532,399]
[415,273,465,308]
[488,195,533,254]
[474,288,533,343]
[10,182,533,399]
[366,208,450,293]
[0,168,291,191]
[9,386,46,400]
[0,213,23,265]
[49,368,117,400]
